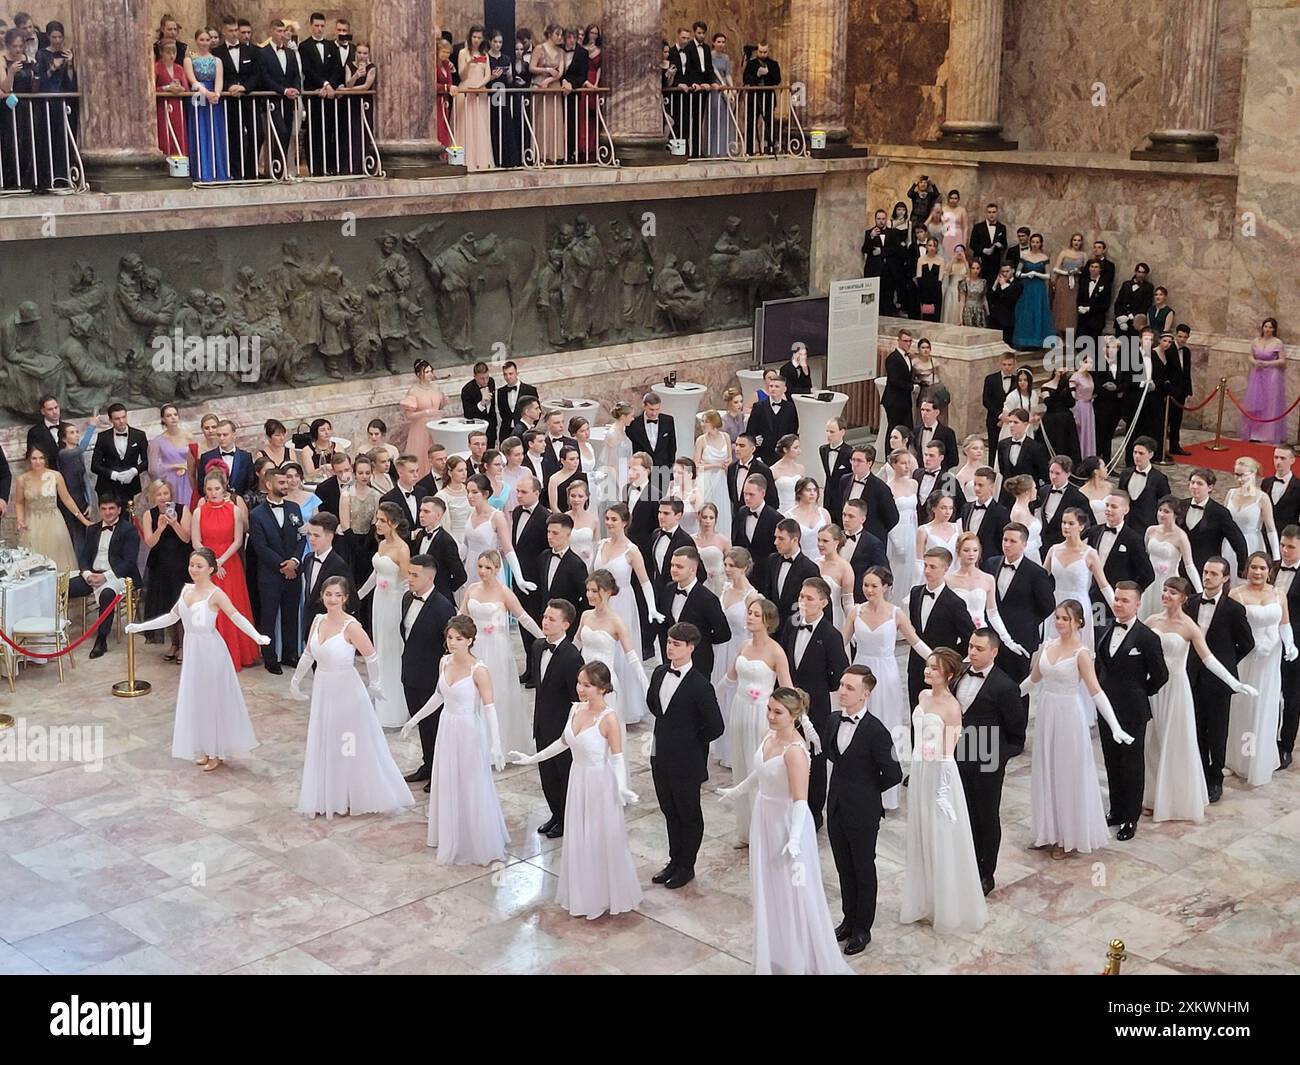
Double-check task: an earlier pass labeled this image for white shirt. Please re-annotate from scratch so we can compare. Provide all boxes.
[671,579,696,621]
[627,482,644,508]
[1007,438,1023,464]
[307,548,332,591]
[644,420,659,449]
[1098,526,1120,563]
[919,584,941,627]
[1186,500,1206,529]
[1001,374,1013,394]
[745,508,758,540]
[917,469,939,498]
[1108,621,1131,656]
[776,553,798,596]
[920,422,938,445]
[793,617,818,666]
[840,532,860,563]
[275,46,288,73]
[267,499,286,527]
[1129,467,1150,497]
[1272,475,1291,504]
[1197,596,1218,631]
[546,549,566,587]
[114,432,129,459]
[658,662,688,708]
[228,45,240,65]
[1278,565,1298,594]
[44,420,60,445]
[967,501,986,534]
[539,638,563,682]
[996,557,1019,597]
[219,448,236,475]
[403,591,426,634]
[654,528,677,573]
[399,485,419,521]
[91,524,116,574]
[1044,486,1064,521]
[837,709,865,752]
[955,670,986,710]
[847,478,867,501]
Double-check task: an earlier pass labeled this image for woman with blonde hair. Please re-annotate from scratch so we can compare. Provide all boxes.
[576,569,650,726]
[720,387,746,442]
[694,408,733,531]
[953,433,992,502]
[601,401,634,497]
[712,546,760,767]
[1225,455,1279,575]
[693,501,731,596]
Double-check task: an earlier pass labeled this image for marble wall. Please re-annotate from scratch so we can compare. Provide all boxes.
[845,0,949,146]
[200,2,375,39]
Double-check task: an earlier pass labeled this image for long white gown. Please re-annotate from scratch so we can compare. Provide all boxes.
[1142,538,1184,619]
[921,522,961,571]
[465,597,531,755]
[730,656,777,843]
[556,706,643,919]
[594,539,643,658]
[775,474,800,513]
[1224,495,1265,582]
[821,567,849,629]
[784,506,831,557]
[949,584,988,627]
[749,736,851,974]
[570,525,596,571]
[168,589,259,761]
[297,617,414,817]
[436,488,471,560]
[426,659,510,865]
[579,624,648,726]
[698,544,726,597]
[369,554,410,728]
[462,512,499,585]
[1144,630,1209,821]
[851,610,908,810]
[1030,643,1110,852]
[1227,603,1284,788]
[711,590,757,767]
[1047,551,1098,650]
[1025,516,1043,562]
[888,494,920,607]
[900,700,989,934]
[697,438,732,534]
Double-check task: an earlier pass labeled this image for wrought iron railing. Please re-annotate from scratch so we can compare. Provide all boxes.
[435,85,617,170]
[0,92,87,195]
[661,85,807,160]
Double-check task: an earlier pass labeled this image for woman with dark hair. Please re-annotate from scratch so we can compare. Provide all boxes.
[192,467,260,669]
[486,28,523,168]
[1050,232,1087,335]
[547,445,587,513]
[148,403,196,508]
[456,24,493,170]
[399,359,444,476]
[529,23,567,164]
[1012,233,1052,349]
[576,23,602,160]
[1142,496,1201,618]
[1242,317,1286,444]
[256,417,291,469]
[998,366,1039,441]
[881,201,912,316]
[358,501,412,728]
[298,417,336,480]
[914,237,943,323]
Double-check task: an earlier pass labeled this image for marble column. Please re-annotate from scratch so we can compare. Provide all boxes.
[928,0,1016,150]
[786,0,850,141]
[605,0,663,157]
[1133,0,1221,161]
[73,0,167,187]
[372,0,440,174]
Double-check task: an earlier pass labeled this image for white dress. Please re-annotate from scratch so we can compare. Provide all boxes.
[775,474,800,513]
[436,488,471,559]
[169,589,259,761]
[1025,517,1043,562]
[579,624,648,726]
[749,736,851,974]
[851,610,908,809]
[888,494,920,607]
[465,597,531,755]
[821,567,849,629]
[1144,630,1209,821]
[1142,537,1184,620]
[462,512,499,584]
[698,544,726,597]
[426,660,510,865]
[697,438,733,534]
[1048,551,1098,650]
[729,655,777,843]
[556,706,643,919]
[594,539,643,658]
[784,506,831,557]
[570,525,596,571]
[677,494,700,535]
[1088,497,1108,525]
[1029,644,1110,852]
[711,589,757,767]
[369,554,410,728]
[1225,495,1265,581]
[900,701,989,934]
[297,617,414,817]
[921,522,960,571]
[949,583,987,627]
[1228,603,1284,788]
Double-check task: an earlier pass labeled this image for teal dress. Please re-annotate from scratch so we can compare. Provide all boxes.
[1013,256,1052,349]
[185,55,230,182]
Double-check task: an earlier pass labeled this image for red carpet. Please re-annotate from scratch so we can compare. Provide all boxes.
[1172,438,1276,474]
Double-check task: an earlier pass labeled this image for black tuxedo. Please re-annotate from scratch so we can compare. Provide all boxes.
[881,349,913,434]
[648,663,724,875]
[647,525,697,590]
[256,44,302,151]
[1076,276,1112,342]
[412,470,441,500]
[90,428,148,506]
[824,707,901,937]
[1035,483,1091,557]
[745,397,799,466]
[961,497,1011,562]
[731,504,782,592]
[781,612,849,826]
[198,446,255,499]
[727,458,779,512]
[312,475,343,524]
[762,550,819,622]
[655,581,729,678]
[413,525,467,601]
[995,435,1049,506]
[1184,592,1254,791]
[540,434,579,476]
[1264,475,1300,533]
[986,279,1022,346]
[982,369,1016,451]
[1183,499,1249,577]
[300,546,354,627]
[1094,618,1168,824]
[1087,524,1156,624]
[460,377,497,446]
[26,420,61,468]
[955,665,1024,885]
[983,553,1055,691]
[779,360,813,397]
[913,421,959,472]
[399,588,456,777]
[71,518,141,647]
[1091,356,1127,464]
[213,41,261,179]
[623,480,660,562]
[298,36,346,176]
[496,381,538,429]
[830,470,899,543]
[247,500,305,667]
[968,218,1009,283]
[379,484,423,544]
[861,226,888,277]
[1113,277,1154,336]
[907,584,974,706]
[840,528,889,603]
[520,451,549,488]
[819,443,852,489]
[537,547,588,621]
[1118,465,1171,531]
[1167,341,1194,451]
[1272,562,1300,761]
[626,414,677,470]
[511,503,551,668]
[530,636,583,825]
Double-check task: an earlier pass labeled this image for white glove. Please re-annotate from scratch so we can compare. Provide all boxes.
[1204,653,1256,697]
[987,608,1027,657]
[510,735,567,765]
[717,769,759,801]
[936,765,958,823]
[124,604,180,635]
[1282,626,1298,663]
[642,581,665,624]
[1101,583,1116,612]
[1019,674,1034,698]
[505,551,537,594]
[783,798,810,859]
[913,638,933,659]
[229,609,271,646]
[289,648,315,700]
[401,692,443,738]
[799,717,822,755]
[1092,689,1134,745]
[514,607,544,640]
[357,572,376,599]
[362,652,383,698]
[611,752,638,806]
[482,701,505,771]
[625,647,650,690]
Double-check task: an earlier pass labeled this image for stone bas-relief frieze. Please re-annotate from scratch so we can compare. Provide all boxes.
[0,192,813,425]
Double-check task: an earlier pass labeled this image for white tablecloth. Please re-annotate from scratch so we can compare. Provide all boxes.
[1,568,57,674]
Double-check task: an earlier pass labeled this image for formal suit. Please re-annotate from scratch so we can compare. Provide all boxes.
[655,580,729,678]
[496,381,538,430]
[257,43,302,156]
[982,369,1015,451]
[741,55,780,155]
[26,420,61,468]
[511,502,551,668]
[540,435,579,480]
[983,553,1055,692]
[1113,277,1154,336]
[1035,483,1091,557]
[379,483,422,544]
[1094,618,1168,824]
[762,550,819,621]
[907,584,974,706]
[781,612,848,827]
[1264,475,1300,533]
[861,226,887,277]
[881,348,913,435]
[986,278,1022,347]
[1075,276,1112,343]
[1087,523,1155,625]
[1184,592,1254,791]
[679,37,717,157]
[745,399,798,466]
[412,470,441,501]
[961,498,1011,562]
[840,528,889,604]
[1092,356,1126,464]
[954,664,1024,885]
[967,218,1008,283]
[1183,498,1249,577]
[647,525,696,589]
[648,663,724,875]
[779,360,812,397]
[731,504,781,593]
[248,499,304,666]
[831,470,899,544]
[819,442,852,489]
[562,45,591,162]
[400,587,456,778]
[626,414,677,471]
[726,457,779,513]
[1118,465,1171,532]
[197,446,254,499]
[995,435,1049,506]
[213,41,261,179]
[90,428,148,506]
[300,546,353,627]
[298,36,346,176]
[460,377,498,446]
[70,518,142,647]
[913,421,959,472]
[520,450,549,488]
[537,547,588,621]
[530,635,583,827]
[413,524,467,601]
[313,475,343,523]
[624,479,660,562]
[1272,561,1300,762]
[1167,341,1194,452]
[823,706,900,937]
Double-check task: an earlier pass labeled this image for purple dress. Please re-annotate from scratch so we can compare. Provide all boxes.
[1070,371,1096,458]
[1242,340,1287,444]
[148,434,195,507]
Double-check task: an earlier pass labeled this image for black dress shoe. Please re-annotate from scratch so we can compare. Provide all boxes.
[1170,447,1192,456]
[88,644,107,660]
[404,769,431,784]
[536,818,555,835]
[981,877,995,896]
[281,657,299,668]
[1105,812,1122,827]
[834,921,850,942]
[1117,822,1137,841]
[844,933,871,955]
[544,823,564,839]
[1208,782,1223,803]
[1281,749,1294,769]
[265,662,283,675]
[665,870,695,890]
[651,865,676,885]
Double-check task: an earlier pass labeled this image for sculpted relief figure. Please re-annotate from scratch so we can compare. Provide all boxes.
[608,218,654,331]
[3,302,67,417]
[60,312,125,414]
[367,231,416,372]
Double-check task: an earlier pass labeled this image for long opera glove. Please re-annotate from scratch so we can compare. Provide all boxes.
[1204,653,1257,697]
[124,605,180,635]
[611,752,639,805]
[626,647,650,691]
[840,590,855,621]
[362,652,383,698]
[400,692,443,738]
[514,607,544,640]
[1092,689,1134,745]
[987,607,1027,657]
[717,767,759,801]
[481,701,506,770]
[641,581,666,624]
[936,765,959,824]
[913,638,934,659]
[1019,675,1034,698]
[1268,527,1282,560]
[1101,583,1116,612]
[1282,625,1298,663]
[1188,564,1204,595]
[230,609,271,646]
[289,647,316,700]
[783,799,811,858]
[505,551,536,594]
[510,735,568,765]
[358,571,377,599]
[798,717,822,755]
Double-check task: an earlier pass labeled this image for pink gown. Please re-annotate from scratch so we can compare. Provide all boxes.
[400,386,443,476]
[1242,340,1287,444]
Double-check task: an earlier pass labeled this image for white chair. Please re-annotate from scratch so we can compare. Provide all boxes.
[11,571,74,684]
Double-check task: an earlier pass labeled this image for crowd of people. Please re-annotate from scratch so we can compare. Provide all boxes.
[0,12,77,192]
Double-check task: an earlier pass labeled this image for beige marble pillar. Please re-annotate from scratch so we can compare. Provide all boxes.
[1134,0,1221,161]
[73,0,166,186]
[786,0,850,140]
[372,0,440,173]
[605,0,663,151]
[930,0,1016,150]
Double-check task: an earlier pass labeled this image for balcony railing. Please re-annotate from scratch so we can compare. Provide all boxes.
[662,85,808,160]
[0,92,88,195]
[434,85,617,170]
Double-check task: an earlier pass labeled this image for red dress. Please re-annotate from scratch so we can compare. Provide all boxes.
[198,500,261,670]
[436,60,454,150]
[155,60,187,154]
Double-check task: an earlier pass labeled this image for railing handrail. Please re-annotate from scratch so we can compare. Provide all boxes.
[662,84,788,92]
[435,85,611,95]
[152,89,376,98]
[3,91,82,99]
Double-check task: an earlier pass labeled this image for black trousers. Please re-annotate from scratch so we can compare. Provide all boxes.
[69,578,118,649]
[1093,397,1122,464]
[957,759,1008,883]
[883,401,912,439]
[996,646,1033,719]
[539,750,573,826]
[807,705,831,829]
[744,93,774,155]
[1194,683,1232,789]
[256,573,301,666]
[827,813,880,936]
[517,589,542,677]
[1099,717,1147,823]
[651,762,704,873]
[403,679,439,777]
[1167,397,1186,451]
[1281,655,1300,759]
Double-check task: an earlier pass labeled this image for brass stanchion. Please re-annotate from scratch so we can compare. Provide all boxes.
[1103,938,1127,975]
[1205,377,1230,452]
[1156,395,1174,465]
[112,578,151,698]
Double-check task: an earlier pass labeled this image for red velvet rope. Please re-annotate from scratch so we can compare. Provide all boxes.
[0,593,123,659]
[1226,387,1300,424]
[1169,386,1220,413]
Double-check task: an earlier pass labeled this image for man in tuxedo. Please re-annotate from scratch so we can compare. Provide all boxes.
[1183,468,1249,577]
[1166,324,1195,456]
[954,631,1026,893]
[90,403,148,508]
[656,548,728,677]
[1075,259,1112,348]
[300,511,355,629]
[461,431,487,478]
[861,209,888,277]
[728,434,778,513]
[831,446,898,542]
[764,520,820,621]
[562,27,591,163]
[399,555,457,789]
[781,578,849,829]
[248,469,303,673]
[1092,337,1126,464]
[27,394,64,468]
[312,454,352,560]
[666,27,693,150]
[983,523,1055,697]
[986,264,1021,347]
[732,476,780,589]
[511,476,550,678]
[962,467,1011,562]
[1034,459,1088,560]
[1113,263,1154,339]
[496,360,538,432]
[521,430,552,487]
[1095,583,1168,841]
[913,442,947,505]
[839,500,888,603]
[539,514,589,622]
[683,21,718,157]
[460,362,497,447]
[380,456,424,541]
[539,410,578,473]
[257,20,301,163]
[71,498,140,659]
[413,498,467,601]
[1089,492,1155,622]
[1273,527,1300,768]
[823,666,901,953]
[413,443,447,499]
[967,202,1008,283]
[913,398,958,473]
[626,393,676,473]
[1186,558,1255,802]
[820,418,853,489]
[647,623,724,889]
[745,376,798,466]
[881,329,914,436]
[996,409,1048,506]
[214,16,261,179]
[334,17,355,70]
[649,499,697,589]
[907,548,975,706]
[1091,239,1117,292]
[981,352,1017,452]
[1264,445,1300,532]
[298,13,344,176]
[624,452,660,565]
[198,419,254,498]
[1005,226,1031,274]
[528,600,584,837]
[1118,438,1170,531]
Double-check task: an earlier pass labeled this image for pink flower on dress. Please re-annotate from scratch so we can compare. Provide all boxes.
[747,686,762,702]
[921,742,938,760]
[377,578,391,592]
[483,623,495,636]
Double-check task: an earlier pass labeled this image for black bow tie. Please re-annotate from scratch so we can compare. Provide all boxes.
[404,491,415,498]
[1189,503,1204,510]
[674,588,689,597]
[411,594,425,602]
[737,463,749,470]
[1105,526,1120,534]
[967,670,984,678]
[1113,622,1129,630]
[922,589,936,598]
[1282,566,1298,572]
[1002,562,1016,570]
[645,418,658,425]
[220,449,234,455]
[1203,598,1217,607]
[665,667,681,677]
[796,624,814,632]
[521,506,533,514]
[1049,488,1063,494]
[115,433,128,439]
[973,503,986,510]
[770,403,782,411]
[845,533,857,542]
[543,642,558,654]
[268,502,283,508]
[102,523,117,532]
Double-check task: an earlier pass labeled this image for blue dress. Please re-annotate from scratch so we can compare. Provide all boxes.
[185,55,230,182]
[1013,256,1052,349]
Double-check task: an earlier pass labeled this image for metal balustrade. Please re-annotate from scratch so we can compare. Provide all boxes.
[0,92,88,195]
[661,85,808,160]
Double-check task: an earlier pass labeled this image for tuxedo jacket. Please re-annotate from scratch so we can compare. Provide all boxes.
[1271,562,1300,642]
[1076,277,1112,337]
[562,45,589,91]
[540,435,579,476]
[413,470,441,501]
[830,471,899,544]
[76,519,142,584]
[537,548,588,619]
[248,499,305,576]
[819,443,853,488]
[301,548,355,622]
[1170,342,1194,401]
[1087,522,1155,591]
[313,475,343,520]
[907,585,974,689]
[624,480,660,560]
[731,505,781,592]
[968,219,1008,279]
[763,550,820,621]
[510,504,552,588]
[824,709,902,827]
[727,458,779,512]
[861,227,887,276]
[400,588,456,695]
[460,377,497,438]
[530,637,583,747]
[1035,483,1091,556]
[1183,499,1249,576]
[413,524,467,601]
[1117,466,1171,531]
[655,581,729,677]
[214,41,261,90]
[996,436,1049,505]
[647,525,697,587]
[881,349,912,411]
[92,428,149,501]
[1113,278,1154,325]
[779,612,848,723]
[519,451,548,488]
[26,421,61,468]
[1093,618,1168,729]
[957,665,1026,771]
[913,465,947,507]
[647,664,724,782]
[913,422,959,471]
[1264,476,1300,533]
[627,414,677,470]
[680,38,718,85]
[982,370,1014,428]
[1183,593,1254,696]
[986,280,1022,332]
[745,400,798,464]
[982,554,1056,652]
[197,446,254,498]
[842,528,889,603]
[379,484,422,543]
[256,43,302,96]
[779,361,813,396]
[496,381,539,428]
[298,36,345,89]
[961,498,1011,562]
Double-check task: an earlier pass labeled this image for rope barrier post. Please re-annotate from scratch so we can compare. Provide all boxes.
[112,579,151,699]
[1206,376,1230,452]
[1156,395,1173,465]
[1103,938,1127,976]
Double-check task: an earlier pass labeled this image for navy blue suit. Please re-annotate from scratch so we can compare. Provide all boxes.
[199,447,255,498]
[247,499,304,666]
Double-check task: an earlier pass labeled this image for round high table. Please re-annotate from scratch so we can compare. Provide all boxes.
[793,391,849,486]
[427,417,488,460]
[546,397,602,433]
[656,382,709,442]
[737,368,766,408]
